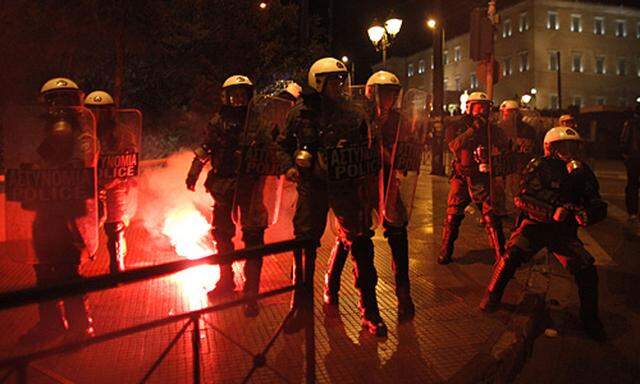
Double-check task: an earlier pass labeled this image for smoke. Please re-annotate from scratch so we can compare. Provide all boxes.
[136,150,214,258]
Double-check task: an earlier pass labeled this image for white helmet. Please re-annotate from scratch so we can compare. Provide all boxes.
[465,91,492,114]
[365,70,401,99]
[544,126,581,145]
[499,99,519,111]
[85,90,115,107]
[558,114,575,126]
[222,75,253,89]
[307,57,349,93]
[285,81,302,99]
[40,77,84,107]
[40,77,80,94]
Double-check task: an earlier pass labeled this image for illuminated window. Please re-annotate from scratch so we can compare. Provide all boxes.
[518,12,529,32]
[519,51,529,72]
[594,17,605,35]
[549,94,559,109]
[407,63,415,77]
[430,54,434,69]
[454,46,462,62]
[616,20,627,37]
[418,59,425,74]
[502,18,512,38]
[595,55,606,74]
[502,57,512,77]
[444,50,449,65]
[595,97,606,106]
[617,57,627,76]
[572,53,583,73]
[454,77,461,91]
[571,15,582,32]
[549,50,559,71]
[470,74,478,89]
[547,11,559,30]
[572,96,583,108]
[637,22,640,38]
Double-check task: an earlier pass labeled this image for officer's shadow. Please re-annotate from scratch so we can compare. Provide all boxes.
[323,314,382,383]
[454,249,496,265]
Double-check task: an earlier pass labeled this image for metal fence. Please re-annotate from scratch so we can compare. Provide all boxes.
[0,238,315,384]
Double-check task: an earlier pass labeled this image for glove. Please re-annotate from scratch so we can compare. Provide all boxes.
[285,167,300,183]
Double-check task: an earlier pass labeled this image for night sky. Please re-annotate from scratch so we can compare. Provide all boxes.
[314,0,639,83]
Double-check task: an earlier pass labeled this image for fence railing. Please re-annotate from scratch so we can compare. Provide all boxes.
[0,238,315,384]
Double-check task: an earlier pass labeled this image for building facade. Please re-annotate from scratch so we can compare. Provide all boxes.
[375,0,640,112]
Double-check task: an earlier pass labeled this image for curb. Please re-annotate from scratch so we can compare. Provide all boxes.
[449,269,549,384]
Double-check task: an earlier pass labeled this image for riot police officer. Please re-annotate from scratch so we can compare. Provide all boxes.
[185,75,266,317]
[85,91,139,275]
[439,92,509,264]
[279,58,387,336]
[323,70,416,322]
[620,99,640,223]
[479,126,608,341]
[18,78,97,343]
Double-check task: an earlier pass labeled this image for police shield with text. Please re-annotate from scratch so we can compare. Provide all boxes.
[480,126,608,341]
[4,78,98,343]
[85,90,141,275]
[230,93,290,314]
[279,57,387,336]
[323,71,426,322]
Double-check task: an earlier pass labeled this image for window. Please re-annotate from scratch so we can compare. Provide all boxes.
[617,57,627,76]
[572,53,583,73]
[572,96,583,108]
[454,46,462,62]
[502,57,512,77]
[518,12,529,32]
[418,59,426,74]
[430,54,434,69]
[595,55,606,74]
[616,20,627,37]
[595,97,606,106]
[571,15,582,32]
[519,51,529,72]
[637,22,640,38]
[549,51,559,71]
[443,50,449,65]
[549,94,559,109]
[637,56,640,77]
[502,18,512,38]
[470,74,478,89]
[454,77,462,91]
[594,17,605,35]
[407,63,415,77]
[444,77,448,89]
[547,11,559,30]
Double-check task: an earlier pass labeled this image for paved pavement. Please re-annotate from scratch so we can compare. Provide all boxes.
[0,157,635,383]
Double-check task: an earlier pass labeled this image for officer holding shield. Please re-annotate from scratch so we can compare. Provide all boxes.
[279,58,387,336]
[323,70,418,322]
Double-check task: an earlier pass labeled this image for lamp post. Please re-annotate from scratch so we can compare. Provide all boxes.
[367,14,403,66]
[341,55,355,83]
[427,16,446,176]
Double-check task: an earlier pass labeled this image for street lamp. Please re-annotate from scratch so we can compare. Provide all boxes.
[427,14,446,176]
[341,55,355,82]
[426,18,437,30]
[258,2,267,10]
[367,14,402,65]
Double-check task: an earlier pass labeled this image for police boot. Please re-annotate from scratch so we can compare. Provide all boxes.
[63,296,95,341]
[242,230,265,318]
[105,221,127,274]
[483,214,506,262]
[575,266,606,342]
[387,228,415,322]
[284,247,316,334]
[439,214,464,264]
[352,238,387,337]
[19,301,66,345]
[207,240,236,298]
[479,252,521,312]
[323,238,349,306]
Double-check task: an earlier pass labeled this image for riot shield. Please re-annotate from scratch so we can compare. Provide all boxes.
[383,89,428,225]
[3,106,98,264]
[323,99,384,234]
[95,108,142,224]
[232,95,291,228]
